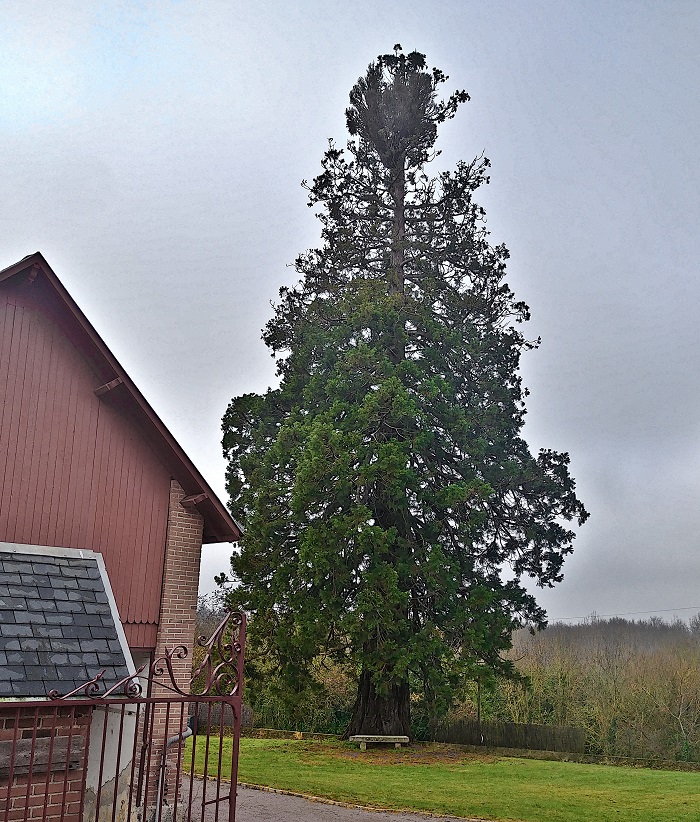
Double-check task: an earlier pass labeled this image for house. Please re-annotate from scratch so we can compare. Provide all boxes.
[0,251,241,681]
[0,252,242,820]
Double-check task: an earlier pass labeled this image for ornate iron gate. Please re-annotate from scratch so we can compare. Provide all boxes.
[0,611,245,822]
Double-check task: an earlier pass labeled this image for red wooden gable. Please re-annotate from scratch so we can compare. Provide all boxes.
[0,253,241,636]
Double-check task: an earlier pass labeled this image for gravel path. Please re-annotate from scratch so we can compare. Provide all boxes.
[180,777,484,821]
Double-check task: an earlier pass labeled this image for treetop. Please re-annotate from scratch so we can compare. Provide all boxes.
[346,44,469,170]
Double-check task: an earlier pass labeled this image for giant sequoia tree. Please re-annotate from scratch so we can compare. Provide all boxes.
[222,47,588,737]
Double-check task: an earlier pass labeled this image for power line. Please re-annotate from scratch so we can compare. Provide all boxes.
[551,605,700,622]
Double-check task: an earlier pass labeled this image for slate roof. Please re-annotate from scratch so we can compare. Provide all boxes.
[0,548,132,698]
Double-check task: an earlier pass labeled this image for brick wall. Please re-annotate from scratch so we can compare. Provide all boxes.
[0,705,90,822]
[146,480,205,808]
[153,479,204,694]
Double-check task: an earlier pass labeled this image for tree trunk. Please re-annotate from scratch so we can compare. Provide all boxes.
[388,158,406,298]
[386,156,406,366]
[343,668,412,739]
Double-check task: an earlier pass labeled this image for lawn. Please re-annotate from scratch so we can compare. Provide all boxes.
[186,737,700,822]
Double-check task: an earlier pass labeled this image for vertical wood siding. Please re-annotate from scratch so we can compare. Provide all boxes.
[0,283,170,636]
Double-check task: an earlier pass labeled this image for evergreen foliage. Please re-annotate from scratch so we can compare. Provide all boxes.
[221,46,587,736]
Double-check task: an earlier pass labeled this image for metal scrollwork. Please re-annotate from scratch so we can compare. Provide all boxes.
[49,670,106,700]
[103,665,146,698]
[148,645,191,696]
[49,666,146,701]
[189,611,246,697]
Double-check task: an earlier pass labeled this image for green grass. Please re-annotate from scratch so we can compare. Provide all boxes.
[185,737,700,821]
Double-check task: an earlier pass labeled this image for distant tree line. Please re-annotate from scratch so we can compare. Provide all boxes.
[468,616,700,761]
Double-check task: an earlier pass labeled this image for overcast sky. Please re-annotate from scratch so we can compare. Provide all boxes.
[2,1,699,624]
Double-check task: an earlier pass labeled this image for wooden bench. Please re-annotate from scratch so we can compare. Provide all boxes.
[349,734,410,751]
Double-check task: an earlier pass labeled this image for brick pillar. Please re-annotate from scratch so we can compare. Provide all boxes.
[154,479,204,687]
[144,480,204,817]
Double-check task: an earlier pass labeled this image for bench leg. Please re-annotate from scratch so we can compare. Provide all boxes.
[360,741,367,751]
[395,742,401,749]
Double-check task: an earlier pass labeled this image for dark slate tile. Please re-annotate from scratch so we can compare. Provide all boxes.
[62,625,94,639]
[80,639,110,653]
[64,557,95,568]
[15,611,46,624]
[6,650,39,665]
[61,566,90,579]
[45,613,75,626]
[49,639,83,652]
[27,599,57,612]
[38,651,59,665]
[0,637,21,650]
[1,561,28,573]
[90,626,118,640]
[22,574,50,587]
[24,665,58,681]
[1,552,129,698]
[56,665,88,682]
[85,603,111,616]
[23,638,50,651]
[69,652,98,666]
[31,626,62,638]
[55,601,85,613]
[1,623,32,637]
[0,596,27,609]
[19,680,51,697]
[0,680,12,695]
[50,577,79,590]
[70,615,102,628]
[68,589,95,602]
[32,563,59,575]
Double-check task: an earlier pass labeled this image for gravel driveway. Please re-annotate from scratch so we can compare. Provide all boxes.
[181,777,484,821]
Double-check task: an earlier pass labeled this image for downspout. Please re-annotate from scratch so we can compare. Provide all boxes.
[155,716,195,822]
